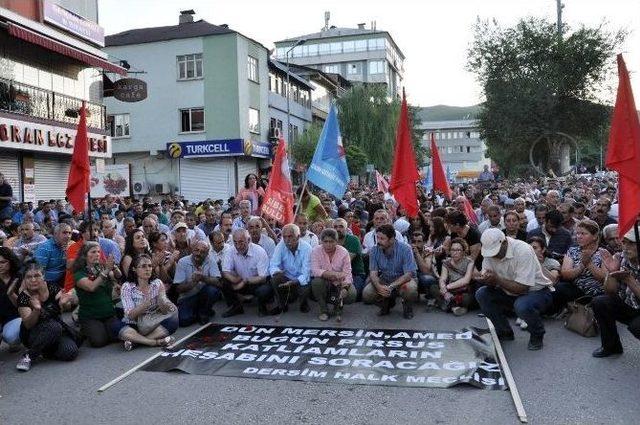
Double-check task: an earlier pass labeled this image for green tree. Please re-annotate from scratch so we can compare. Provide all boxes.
[290,122,322,168]
[345,144,368,175]
[467,17,624,176]
[336,86,425,174]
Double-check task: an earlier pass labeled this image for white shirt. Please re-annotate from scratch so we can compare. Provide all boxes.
[478,218,505,234]
[481,237,552,295]
[222,242,269,280]
[300,231,319,249]
[526,218,541,233]
[253,233,276,259]
[187,226,208,242]
[362,228,407,254]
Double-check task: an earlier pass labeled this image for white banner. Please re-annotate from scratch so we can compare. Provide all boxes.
[90,164,130,198]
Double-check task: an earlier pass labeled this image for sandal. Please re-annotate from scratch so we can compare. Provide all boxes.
[123,341,134,351]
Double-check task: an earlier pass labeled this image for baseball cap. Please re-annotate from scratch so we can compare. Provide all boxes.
[481,228,506,258]
[172,222,188,232]
[623,228,638,243]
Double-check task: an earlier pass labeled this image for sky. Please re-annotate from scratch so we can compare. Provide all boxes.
[99,0,640,107]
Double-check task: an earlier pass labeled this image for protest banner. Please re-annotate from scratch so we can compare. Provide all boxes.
[142,324,507,390]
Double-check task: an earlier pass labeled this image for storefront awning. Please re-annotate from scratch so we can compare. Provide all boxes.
[456,170,481,179]
[7,22,127,76]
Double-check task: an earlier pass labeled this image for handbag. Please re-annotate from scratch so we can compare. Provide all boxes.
[137,294,177,336]
[564,296,598,337]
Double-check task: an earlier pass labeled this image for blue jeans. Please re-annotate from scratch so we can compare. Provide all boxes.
[177,285,221,327]
[352,274,366,301]
[417,273,438,295]
[1,317,21,345]
[476,286,552,337]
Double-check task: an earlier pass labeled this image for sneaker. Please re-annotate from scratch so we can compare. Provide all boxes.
[515,318,528,329]
[16,354,31,372]
[123,341,134,351]
[222,304,244,318]
[451,306,468,316]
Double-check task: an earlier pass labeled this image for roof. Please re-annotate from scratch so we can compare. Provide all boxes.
[276,26,405,59]
[105,19,234,47]
[418,119,479,130]
[268,59,314,90]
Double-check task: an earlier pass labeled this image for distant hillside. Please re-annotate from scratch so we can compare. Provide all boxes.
[416,104,481,122]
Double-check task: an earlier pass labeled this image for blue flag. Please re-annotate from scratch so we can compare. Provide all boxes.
[422,166,432,191]
[307,104,350,198]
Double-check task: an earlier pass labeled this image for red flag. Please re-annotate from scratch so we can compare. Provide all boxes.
[390,90,420,218]
[261,138,295,224]
[462,195,479,225]
[430,132,453,200]
[606,54,640,237]
[65,102,90,213]
[375,170,390,193]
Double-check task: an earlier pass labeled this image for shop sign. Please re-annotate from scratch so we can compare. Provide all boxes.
[167,139,271,159]
[0,116,111,158]
[113,78,147,102]
[43,0,105,47]
[90,164,130,198]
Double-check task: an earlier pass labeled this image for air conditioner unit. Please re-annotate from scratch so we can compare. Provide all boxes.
[154,182,171,194]
[132,180,149,195]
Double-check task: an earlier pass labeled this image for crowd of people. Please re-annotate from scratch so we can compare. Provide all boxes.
[0,170,638,373]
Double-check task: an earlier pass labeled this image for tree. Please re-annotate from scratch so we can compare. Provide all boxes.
[290,122,322,168]
[467,18,624,176]
[337,85,426,173]
[345,144,368,175]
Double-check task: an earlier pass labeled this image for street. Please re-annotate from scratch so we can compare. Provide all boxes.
[1,301,637,425]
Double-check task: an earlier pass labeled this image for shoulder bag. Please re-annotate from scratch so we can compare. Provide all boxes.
[564,295,598,337]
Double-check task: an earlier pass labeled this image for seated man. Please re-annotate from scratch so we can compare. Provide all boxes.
[34,223,73,288]
[592,228,640,358]
[474,228,553,351]
[362,224,418,319]
[221,229,271,317]
[269,224,312,313]
[12,222,46,261]
[173,240,222,326]
[310,228,357,321]
[248,217,276,259]
[410,231,438,295]
[527,209,572,259]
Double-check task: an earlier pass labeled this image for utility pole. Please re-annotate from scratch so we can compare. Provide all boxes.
[556,0,564,40]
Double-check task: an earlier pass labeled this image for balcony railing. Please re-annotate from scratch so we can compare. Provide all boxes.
[0,77,106,130]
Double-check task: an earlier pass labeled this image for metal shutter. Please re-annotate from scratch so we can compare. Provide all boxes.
[34,155,70,201]
[236,157,258,191]
[0,151,21,201]
[179,158,232,203]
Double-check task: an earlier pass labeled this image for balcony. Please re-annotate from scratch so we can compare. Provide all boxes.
[0,77,106,130]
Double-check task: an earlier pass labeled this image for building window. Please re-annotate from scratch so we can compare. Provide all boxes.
[180,108,205,132]
[330,42,342,54]
[107,114,130,138]
[355,39,367,52]
[249,108,260,134]
[324,64,340,74]
[269,72,276,92]
[319,43,331,55]
[247,56,259,83]
[343,40,355,53]
[347,63,361,75]
[289,124,299,143]
[466,146,471,153]
[177,54,203,80]
[368,60,385,75]
[368,38,385,50]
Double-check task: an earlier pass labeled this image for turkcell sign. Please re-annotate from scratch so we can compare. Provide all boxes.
[166,139,271,159]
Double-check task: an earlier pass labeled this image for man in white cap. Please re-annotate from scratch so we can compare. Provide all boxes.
[474,228,553,350]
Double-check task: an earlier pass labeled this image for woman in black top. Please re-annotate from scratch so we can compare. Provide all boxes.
[503,211,528,241]
[0,247,22,348]
[16,263,78,372]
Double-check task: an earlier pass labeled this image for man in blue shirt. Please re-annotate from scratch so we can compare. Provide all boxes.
[363,224,418,319]
[34,223,72,287]
[269,224,312,314]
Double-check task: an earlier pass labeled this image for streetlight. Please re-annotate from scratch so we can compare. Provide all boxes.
[286,39,306,144]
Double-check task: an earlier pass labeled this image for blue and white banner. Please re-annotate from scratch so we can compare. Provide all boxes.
[306,104,350,198]
[166,139,271,159]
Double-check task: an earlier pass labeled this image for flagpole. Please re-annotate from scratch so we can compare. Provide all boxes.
[634,221,640,262]
[294,178,308,217]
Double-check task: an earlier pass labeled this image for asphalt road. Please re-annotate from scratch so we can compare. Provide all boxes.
[1,300,638,425]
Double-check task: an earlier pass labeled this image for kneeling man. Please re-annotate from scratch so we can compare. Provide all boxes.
[362,224,418,319]
[475,228,553,350]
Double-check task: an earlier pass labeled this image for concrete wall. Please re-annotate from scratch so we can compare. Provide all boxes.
[105,37,207,154]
